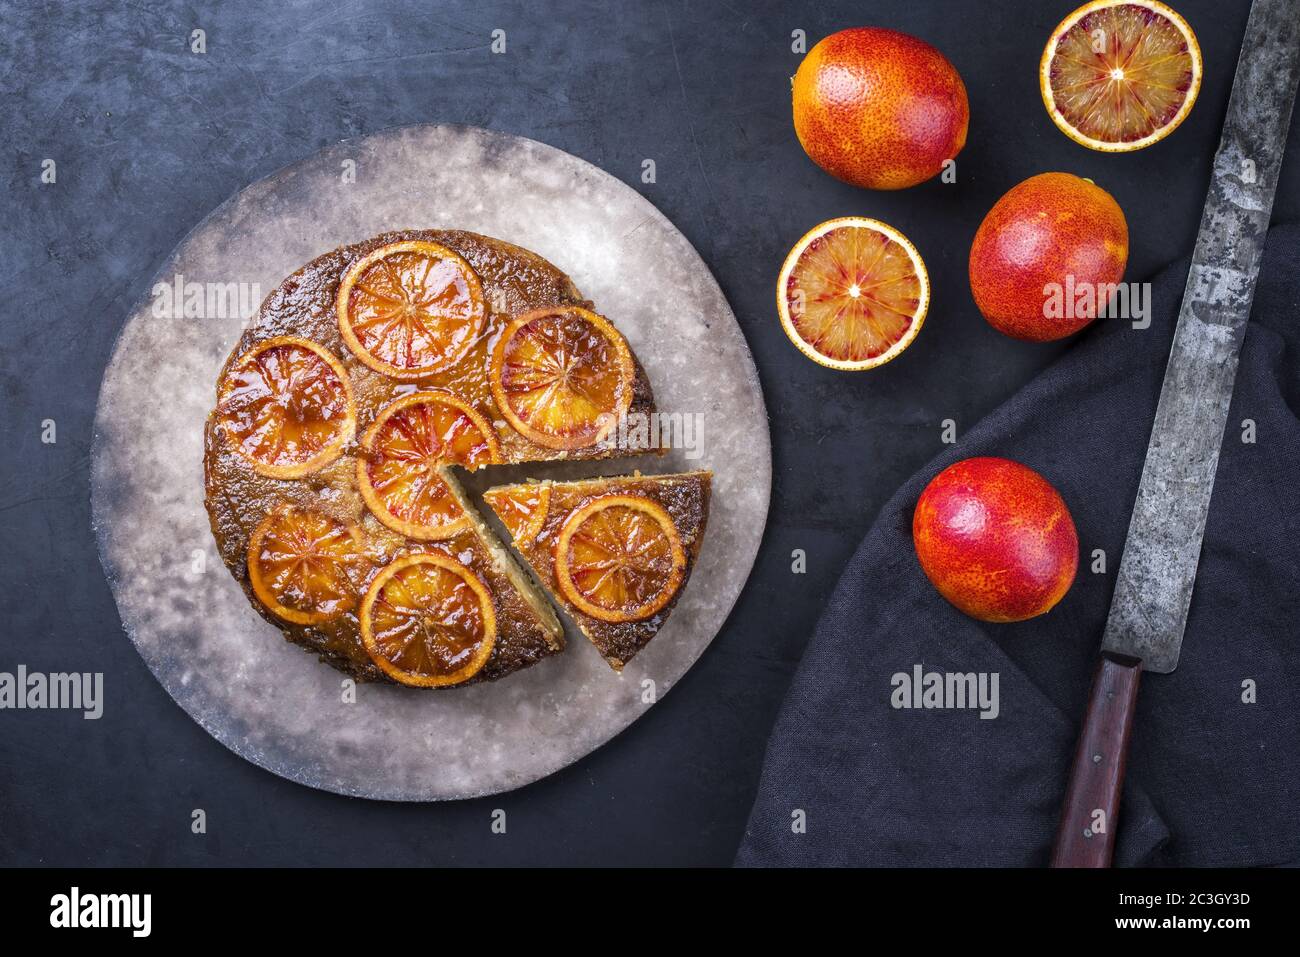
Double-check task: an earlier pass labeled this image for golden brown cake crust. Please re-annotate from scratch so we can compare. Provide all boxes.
[204,418,562,683]
[485,471,712,670]
[203,229,658,685]
[214,229,654,463]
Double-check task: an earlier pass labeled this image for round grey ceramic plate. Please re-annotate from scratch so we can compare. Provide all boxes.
[91,124,771,800]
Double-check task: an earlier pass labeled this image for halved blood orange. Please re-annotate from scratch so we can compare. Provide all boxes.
[247,504,363,625]
[337,240,487,379]
[1041,0,1202,152]
[483,484,552,546]
[358,392,500,540]
[777,217,929,371]
[554,494,686,624]
[490,306,635,450]
[216,336,355,478]
[359,552,497,687]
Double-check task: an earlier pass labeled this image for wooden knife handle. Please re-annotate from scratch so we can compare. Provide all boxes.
[1050,651,1142,868]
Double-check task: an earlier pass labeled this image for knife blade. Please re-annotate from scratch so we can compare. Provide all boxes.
[1051,0,1300,868]
[1102,0,1300,675]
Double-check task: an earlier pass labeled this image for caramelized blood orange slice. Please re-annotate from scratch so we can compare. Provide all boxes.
[216,336,355,478]
[490,306,635,450]
[778,217,929,371]
[1041,0,1201,152]
[554,494,686,624]
[247,504,363,625]
[337,240,487,379]
[359,552,497,687]
[358,392,500,540]
[483,484,552,546]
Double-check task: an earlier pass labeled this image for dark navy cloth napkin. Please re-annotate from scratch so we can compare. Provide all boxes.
[736,224,1300,867]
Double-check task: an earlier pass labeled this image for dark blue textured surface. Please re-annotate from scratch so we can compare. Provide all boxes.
[1,0,1295,865]
[738,225,1300,868]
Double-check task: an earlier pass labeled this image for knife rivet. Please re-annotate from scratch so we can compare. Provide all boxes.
[1083,828,1093,838]
[1092,753,1102,763]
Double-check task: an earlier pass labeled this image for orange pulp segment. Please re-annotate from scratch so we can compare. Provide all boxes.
[490,306,635,450]
[337,240,487,379]
[554,494,686,624]
[247,503,364,625]
[1041,0,1201,151]
[359,552,496,687]
[358,392,500,541]
[216,336,355,478]
[482,483,552,547]
[777,217,929,371]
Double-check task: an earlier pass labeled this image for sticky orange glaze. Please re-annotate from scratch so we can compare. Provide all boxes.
[485,472,711,670]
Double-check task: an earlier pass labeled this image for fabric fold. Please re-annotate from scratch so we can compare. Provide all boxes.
[736,224,1300,868]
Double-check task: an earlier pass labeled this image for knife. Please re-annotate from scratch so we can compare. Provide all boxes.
[1050,0,1300,868]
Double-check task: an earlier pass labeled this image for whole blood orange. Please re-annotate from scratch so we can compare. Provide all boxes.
[792,27,968,190]
[969,173,1128,341]
[913,457,1079,623]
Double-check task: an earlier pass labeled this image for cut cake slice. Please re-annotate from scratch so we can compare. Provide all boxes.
[483,471,712,670]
